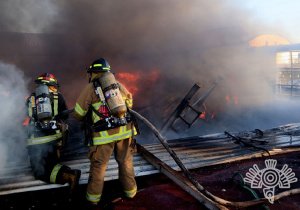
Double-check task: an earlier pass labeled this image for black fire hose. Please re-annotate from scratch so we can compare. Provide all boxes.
[129,109,206,192]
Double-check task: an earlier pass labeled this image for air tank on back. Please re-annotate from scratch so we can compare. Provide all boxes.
[98,72,127,118]
[35,84,52,120]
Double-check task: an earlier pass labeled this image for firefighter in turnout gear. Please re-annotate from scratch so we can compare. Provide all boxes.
[26,73,81,192]
[73,58,138,206]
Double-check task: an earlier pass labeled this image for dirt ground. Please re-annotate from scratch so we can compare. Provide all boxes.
[0,151,299,210]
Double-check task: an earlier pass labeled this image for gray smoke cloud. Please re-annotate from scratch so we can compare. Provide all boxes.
[0,62,28,169]
[0,0,58,33]
[0,0,296,141]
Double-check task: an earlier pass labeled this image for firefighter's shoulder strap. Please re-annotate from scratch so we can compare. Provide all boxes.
[52,92,59,116]
[92,79,106,104]
[91,79,110,119]
[28,93,37,120]
[90,105,107,119]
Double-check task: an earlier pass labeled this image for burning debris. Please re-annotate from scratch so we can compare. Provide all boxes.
[160,81,220,135]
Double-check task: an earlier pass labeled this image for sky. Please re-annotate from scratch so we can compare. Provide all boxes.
[232,0,300,43]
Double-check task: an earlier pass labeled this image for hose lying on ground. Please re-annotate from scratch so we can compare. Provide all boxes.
[129,109,300,209]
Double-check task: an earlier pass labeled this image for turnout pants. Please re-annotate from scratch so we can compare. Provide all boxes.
[86,138,137,203]
[27,140,70,184]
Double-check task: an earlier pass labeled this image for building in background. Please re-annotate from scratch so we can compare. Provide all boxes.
[250,34,300,97]
[275,48,300,97]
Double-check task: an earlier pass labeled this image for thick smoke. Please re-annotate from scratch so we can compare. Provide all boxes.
[0,62,28,169]
[0,0,296,141]
[0,0,58,33]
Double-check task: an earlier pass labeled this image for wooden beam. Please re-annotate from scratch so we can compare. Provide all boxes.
[137,144,228,210]
[137,144,300,209]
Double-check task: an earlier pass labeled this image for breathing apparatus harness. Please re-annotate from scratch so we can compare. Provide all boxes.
[90,78,132,132]
[29,84,59,132]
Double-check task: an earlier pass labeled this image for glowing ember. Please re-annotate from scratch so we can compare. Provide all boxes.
[199,112,206,120]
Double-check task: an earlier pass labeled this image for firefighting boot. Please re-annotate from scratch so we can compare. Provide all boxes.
[62,169,81,192]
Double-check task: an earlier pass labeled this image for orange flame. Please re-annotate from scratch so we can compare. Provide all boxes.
[23,117,30,126]
[116,69,160,96]
[116,72,140,95]
[199,94,239,124]
[199,111,206,120]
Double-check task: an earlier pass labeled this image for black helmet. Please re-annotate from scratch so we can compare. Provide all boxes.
[87,58,111,73]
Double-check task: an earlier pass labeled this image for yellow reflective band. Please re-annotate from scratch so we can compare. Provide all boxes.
[93,64,103,67]
[74,103,87,117]
[53,93,58,116]
[28,107,32,118]
[28,98,33,117]
[91,102,103,123]
[102,67,110,70]
[86,192,101,203]
[100,131,108,137]
[27,132,62,145]
[92,127,137,145]
[124,186,137,198]
[50,164,63,183]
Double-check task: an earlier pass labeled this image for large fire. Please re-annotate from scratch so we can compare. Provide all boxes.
[116,69,160,96]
